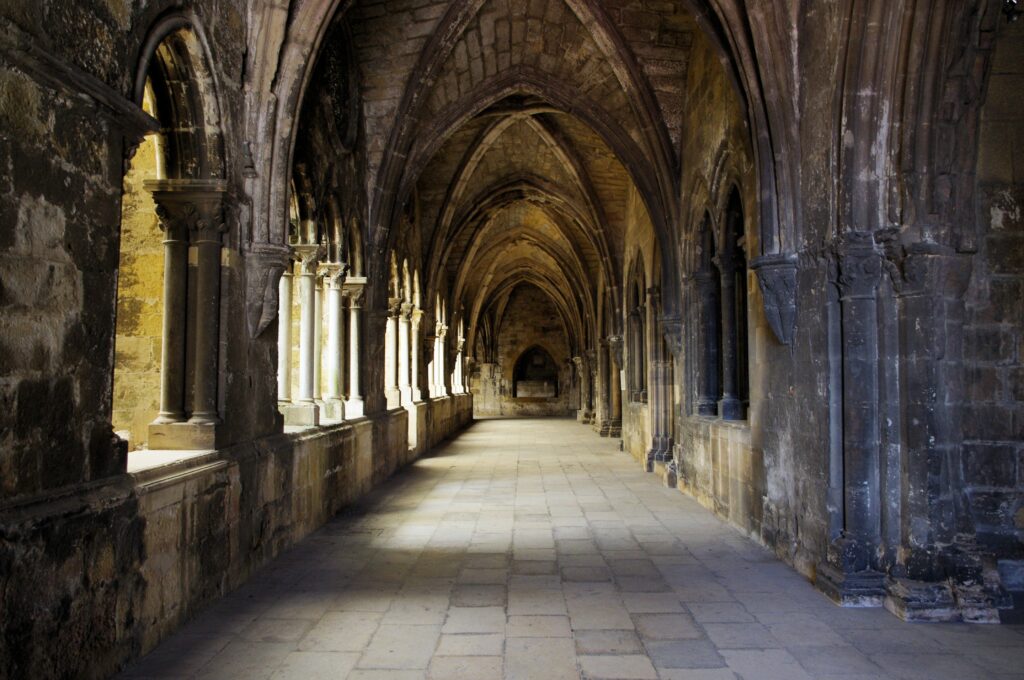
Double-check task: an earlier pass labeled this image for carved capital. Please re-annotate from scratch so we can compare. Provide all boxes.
[320,262,348,289]
[342,276,367,305]
[294,243,326,275]
[751,253,798,345]
[659,315,683,357]
[146,179,227,242]
[836,233,882,300]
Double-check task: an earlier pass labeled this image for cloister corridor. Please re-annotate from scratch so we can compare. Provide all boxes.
[118,419,1024,680]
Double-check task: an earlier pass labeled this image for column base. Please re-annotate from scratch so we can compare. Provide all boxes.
[597,419,611,436]
[696,399,718,417]
[385,389,402,411]
[607,419,621,437]
[577,409,591,424]
[321,398,346,421]
[883,577,959,622]
[645,437,673,472]
[815,562,886,607]
[719,396,745,421]
[148,421,221,450]
[282,401,320,426]
[345,398,365,418]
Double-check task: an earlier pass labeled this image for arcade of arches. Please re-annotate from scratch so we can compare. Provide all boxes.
[1,0,1024,677]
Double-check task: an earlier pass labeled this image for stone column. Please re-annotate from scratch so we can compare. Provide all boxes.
[344,279,366,417]
[398,302,413,405]
[573,356,587,422]
[145,179,227,450]
[313,265,325,403]
[151,202,189,424]
[285,243,323,425]
[276,265,294,404]
[438,325,449,396]
[322,263,347,420]
[385,298,401,409]
[411,308,423,401]
[695,269,721,416]
[817,232,885,606]
[607,335,623,437]
[717,251,743,420]
[596,340,611,436]
[646,289,674,468]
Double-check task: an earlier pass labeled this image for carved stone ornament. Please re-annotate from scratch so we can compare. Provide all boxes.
[658,316,683,357]
[246,243,293,338]
[606,335,624,367]
[836,232,882,300]
[751,253,798,345]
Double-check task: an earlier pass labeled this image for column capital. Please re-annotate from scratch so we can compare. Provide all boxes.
[342,276,367,305]
[400,302,415,318]
[320,262,348,289]
[606,335,624,367]
[388,297,403,316]
[294,243,326,275]
[146,178,228,240]
[836,232,883,299]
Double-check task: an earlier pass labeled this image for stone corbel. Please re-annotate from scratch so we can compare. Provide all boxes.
[659,316,683,357]
[751,253,798,345]
[245,243,293,338]
[606,335,623,368]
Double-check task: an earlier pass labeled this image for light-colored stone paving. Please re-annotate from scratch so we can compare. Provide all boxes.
[120,418,1024,680]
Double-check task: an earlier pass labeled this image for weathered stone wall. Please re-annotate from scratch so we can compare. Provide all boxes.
[470,285,574,417]
[0,401,474,679]
[964,18,1024,554]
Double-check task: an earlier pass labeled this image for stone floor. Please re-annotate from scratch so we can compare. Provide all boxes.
[119,418,1024,680]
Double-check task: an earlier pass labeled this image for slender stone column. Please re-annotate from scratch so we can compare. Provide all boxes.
[817,232,885,605]
[385,298,401,409]
[584,349,596,423]
[145,180,227,449]
[284,244,323,425]
[607,335,623,437]
[411,308,423,401]
[695,269,721,416]
[313,266,324,402]
[438,325,449,396]
[573,356,586,422]
[398,303,413,405]
[454,339,465,394]
[276,266,294,403]
[151,203,189,424]
[717,252,743,420]
[596,340,611,436]
[322,263,347,420]
[344,279,366,417]
[188,207,226,426]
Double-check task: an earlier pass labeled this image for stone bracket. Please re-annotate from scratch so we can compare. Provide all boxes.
[245,243,293,338]
[751,253,797,345]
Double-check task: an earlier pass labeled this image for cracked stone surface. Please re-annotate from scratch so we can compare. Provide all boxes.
[119,419,1024,680]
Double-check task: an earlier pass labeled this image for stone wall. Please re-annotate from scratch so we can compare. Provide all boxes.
[0,398,473,679]
[470,285,575,417]
[964,16,1024,555]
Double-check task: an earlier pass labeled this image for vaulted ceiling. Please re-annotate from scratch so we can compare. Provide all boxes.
[347,0,703,354]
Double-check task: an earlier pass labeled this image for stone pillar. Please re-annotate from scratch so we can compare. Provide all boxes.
[573,356,588,422]
[817,232,885,606]
[322,263,347,420]
[398,302,413,405]
[717,253,743,420]
[313,265,324,402]
[411,308,423,401]
[276,266,294,404]
[607,335,623,437]
[152,203,189,424]
[145,179,227,450]
[695,269,721,416]
[284,244,323,425]
[646,289,674,469]
[344,279,365,417]
[438,325,449,396]
[385,298,401,409]
[596,340,611,436]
